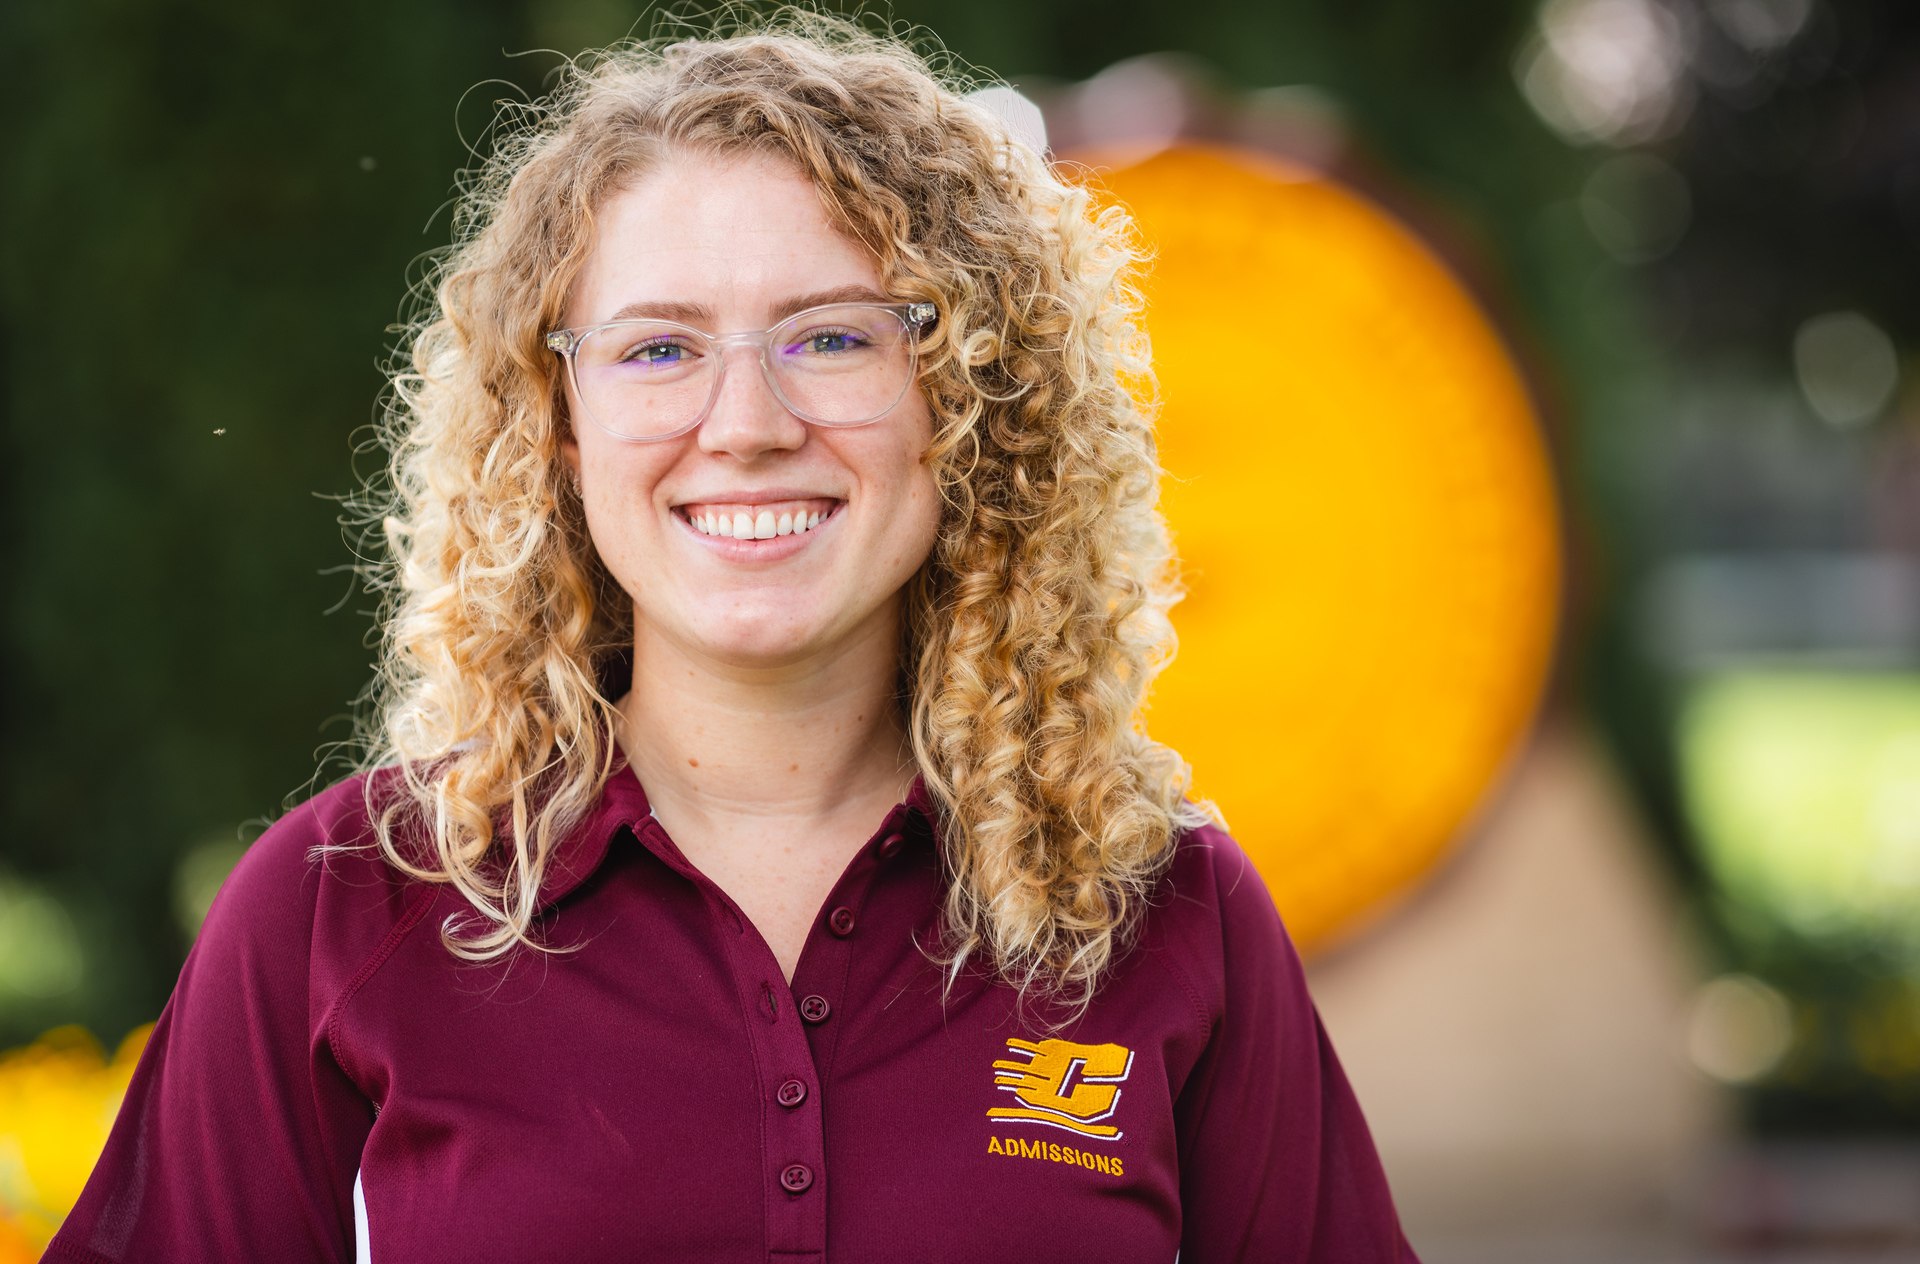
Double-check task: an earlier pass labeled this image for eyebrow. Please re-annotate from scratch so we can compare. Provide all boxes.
[605,284,893,328]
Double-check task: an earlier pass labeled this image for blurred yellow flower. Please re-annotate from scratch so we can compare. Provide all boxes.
[0,1024,150,1257]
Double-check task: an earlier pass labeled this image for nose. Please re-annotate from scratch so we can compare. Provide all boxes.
[696,344,809,459]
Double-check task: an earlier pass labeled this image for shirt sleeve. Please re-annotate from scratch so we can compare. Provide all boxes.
[1173,833,1421,1262]
[45,804,373,1263]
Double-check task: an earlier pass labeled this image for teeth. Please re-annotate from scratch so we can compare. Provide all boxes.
[686,504,834,539]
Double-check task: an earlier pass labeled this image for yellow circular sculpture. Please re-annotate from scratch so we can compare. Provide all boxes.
[1088,143,1564,954]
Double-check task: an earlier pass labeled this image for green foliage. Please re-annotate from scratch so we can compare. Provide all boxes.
[0,0,528,1045]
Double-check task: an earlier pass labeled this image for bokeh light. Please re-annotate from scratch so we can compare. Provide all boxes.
[171,836,248,940]
[1793,310,1901,429]
[1516,0,1697,146]
[0,876,83,1005]
[1687,972,1795,1084]
[1579,152,1693,263]
[1677,670,1920,955]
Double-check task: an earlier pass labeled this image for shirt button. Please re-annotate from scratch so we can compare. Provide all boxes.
[827,906,857,936]
[780,1163,814,1193]
[799,994,831,1023]
[877,832,904,860]
[776,1078,808,1108]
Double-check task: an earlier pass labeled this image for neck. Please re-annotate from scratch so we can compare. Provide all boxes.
[615,607,917,837]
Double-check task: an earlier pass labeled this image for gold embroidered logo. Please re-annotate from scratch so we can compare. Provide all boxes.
[987,1037,1134,1140]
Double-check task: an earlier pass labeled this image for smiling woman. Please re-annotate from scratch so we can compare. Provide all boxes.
[48,12,1420,1262]
[560,150,951,973]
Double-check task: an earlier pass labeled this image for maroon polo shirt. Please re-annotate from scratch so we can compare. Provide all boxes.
[49,761,1419,1262]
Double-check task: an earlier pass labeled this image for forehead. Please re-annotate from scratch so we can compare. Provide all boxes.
[567,151,884,327]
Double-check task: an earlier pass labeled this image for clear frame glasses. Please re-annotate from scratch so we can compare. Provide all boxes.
[545,301,937,442]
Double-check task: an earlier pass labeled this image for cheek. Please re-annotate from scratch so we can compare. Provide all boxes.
[575,441,674,562]
[904,412,945,543]
[891,455,945,574]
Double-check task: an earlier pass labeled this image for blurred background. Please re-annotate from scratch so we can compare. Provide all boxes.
[2,0,1916,1259]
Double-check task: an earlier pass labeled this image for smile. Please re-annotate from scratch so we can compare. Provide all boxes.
[676,496,842,539]
[671,498,845,557]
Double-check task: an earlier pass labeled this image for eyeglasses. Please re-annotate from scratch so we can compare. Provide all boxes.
[545,301,937,442]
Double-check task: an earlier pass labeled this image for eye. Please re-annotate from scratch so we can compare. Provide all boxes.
[616,335,698,368]
[786,326,872,357]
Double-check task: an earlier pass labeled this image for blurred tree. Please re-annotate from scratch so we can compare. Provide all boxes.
[0,0,526,1046]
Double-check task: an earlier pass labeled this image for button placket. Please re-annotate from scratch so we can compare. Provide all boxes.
[739,972,828,1243]
[791,808,924,1121]
[694,874,831,1255]
[629,791,939,1255]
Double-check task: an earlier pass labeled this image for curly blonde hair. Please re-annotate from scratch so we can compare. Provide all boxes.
[352,8,1215,1015]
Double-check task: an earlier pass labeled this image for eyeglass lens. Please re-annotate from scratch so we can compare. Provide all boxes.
[570,304,916,440]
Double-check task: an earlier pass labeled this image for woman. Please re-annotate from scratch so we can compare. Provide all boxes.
[51,15,1419,1262]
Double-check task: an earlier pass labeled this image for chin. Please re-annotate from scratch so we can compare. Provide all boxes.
[672,610,829,665]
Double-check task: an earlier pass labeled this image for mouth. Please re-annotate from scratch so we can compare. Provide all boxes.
[672,497,846,545]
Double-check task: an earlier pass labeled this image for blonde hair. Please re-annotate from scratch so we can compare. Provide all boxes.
[352,8,1215,1015]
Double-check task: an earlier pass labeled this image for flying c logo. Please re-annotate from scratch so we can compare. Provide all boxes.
[987,1037,1134,1140]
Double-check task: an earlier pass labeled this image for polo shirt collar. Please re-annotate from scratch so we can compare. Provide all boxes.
[535,756,943,911]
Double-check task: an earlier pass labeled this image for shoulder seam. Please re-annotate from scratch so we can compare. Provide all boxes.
[324,881,440,1092]
[1156,829,1226,1044]
[1157,917,1215,1045]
